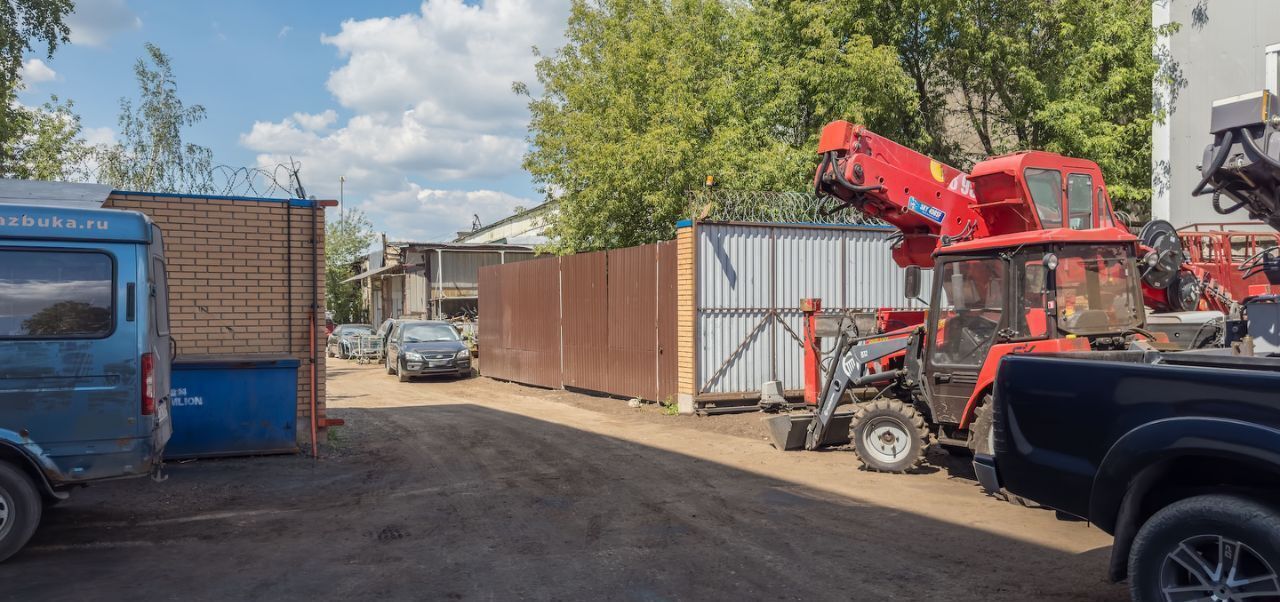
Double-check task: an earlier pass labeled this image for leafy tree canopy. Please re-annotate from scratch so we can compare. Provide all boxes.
[326,209,377,324]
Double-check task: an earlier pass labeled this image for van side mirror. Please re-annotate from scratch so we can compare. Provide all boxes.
[904,266,921,300]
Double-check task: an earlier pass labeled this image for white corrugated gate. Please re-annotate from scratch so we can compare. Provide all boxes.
[696,221,931,396]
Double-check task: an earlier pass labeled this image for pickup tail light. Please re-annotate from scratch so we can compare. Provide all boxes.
[141,352,156,416]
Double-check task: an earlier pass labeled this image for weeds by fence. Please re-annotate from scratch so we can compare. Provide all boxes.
[685,189,883,226]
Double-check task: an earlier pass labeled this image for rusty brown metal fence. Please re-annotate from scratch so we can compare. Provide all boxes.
[479,241,677,402]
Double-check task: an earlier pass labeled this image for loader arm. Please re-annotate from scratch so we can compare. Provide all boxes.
[804,332,913,450]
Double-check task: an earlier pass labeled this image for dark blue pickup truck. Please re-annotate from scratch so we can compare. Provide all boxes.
[0,202,173,562]
[975,347,1280,601]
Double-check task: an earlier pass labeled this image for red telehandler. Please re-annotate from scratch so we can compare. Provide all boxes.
[766,121,1157,472]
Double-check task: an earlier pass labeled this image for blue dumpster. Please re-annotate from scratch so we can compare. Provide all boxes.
[166,356,300,459]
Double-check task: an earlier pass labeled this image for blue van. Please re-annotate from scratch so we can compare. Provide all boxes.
[0,202,172,562]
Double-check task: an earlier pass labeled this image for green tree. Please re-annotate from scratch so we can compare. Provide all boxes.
[522,0,915,252]
[854,0,1158,214]
[1,95,92,180]
[95,43,214,194]
[0,0,73,172]
[325,209,376,324]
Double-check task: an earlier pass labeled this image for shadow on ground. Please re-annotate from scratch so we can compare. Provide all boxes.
[0,404,1123,601]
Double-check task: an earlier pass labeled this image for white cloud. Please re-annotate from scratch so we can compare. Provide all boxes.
[82,126,116,146]
[66,0,142,47]
[238,0,569,239]
[358,185,533,242]
[292,110,337,131]
[278,25,293,39]
[19,59,57,84]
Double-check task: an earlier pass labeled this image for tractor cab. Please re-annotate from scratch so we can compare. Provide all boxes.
[968,151,1123,237]
[906,229,1146,429]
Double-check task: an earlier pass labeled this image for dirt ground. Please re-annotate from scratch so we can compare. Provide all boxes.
[2,362,1125,601]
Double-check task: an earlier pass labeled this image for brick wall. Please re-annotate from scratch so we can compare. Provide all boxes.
[676,224,696,413]
[104,192,327,448]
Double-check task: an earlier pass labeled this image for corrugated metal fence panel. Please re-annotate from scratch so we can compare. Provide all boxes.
[561,250,609,393]
[697,312,773,394]
[479,256,561,388]
[774,225,845,308]
[405,250,430,316]
[844,229,931,310]
[695,222,930,397]
[606,244,658,400]
[656,240,679,402]
[698,224,772,310]
[478,265,504,377]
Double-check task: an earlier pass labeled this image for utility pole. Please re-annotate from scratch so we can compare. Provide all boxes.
[339,175,345,218]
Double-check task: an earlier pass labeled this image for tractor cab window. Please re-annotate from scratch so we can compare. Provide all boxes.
[1025,168,1063,229]
[1011,255,1051,339]
[1096,188,1116,228]
[930,257,1007,367]
[1054,244,1143,336]
[1067,174,1093,229]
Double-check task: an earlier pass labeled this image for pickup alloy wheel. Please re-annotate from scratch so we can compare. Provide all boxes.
[851,399,929,473]
[1130,494,1280,602]
[0,462,41,563]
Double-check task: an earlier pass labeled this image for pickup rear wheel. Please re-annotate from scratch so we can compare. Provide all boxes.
[0,461,42,563]
[851,399,929,473]
[1130,494,1280,602]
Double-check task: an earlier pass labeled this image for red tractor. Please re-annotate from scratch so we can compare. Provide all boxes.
[767,122,1154,472]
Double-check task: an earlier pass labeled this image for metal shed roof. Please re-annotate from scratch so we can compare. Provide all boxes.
[0,179,112,209]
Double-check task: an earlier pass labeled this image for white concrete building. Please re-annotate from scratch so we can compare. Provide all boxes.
[1153,0,1280,228]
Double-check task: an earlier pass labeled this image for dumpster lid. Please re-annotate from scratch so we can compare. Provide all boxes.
[174,354,301,369]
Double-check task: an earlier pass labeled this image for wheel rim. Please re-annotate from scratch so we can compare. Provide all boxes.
[861,416,911,465]
[0,488,13,542]
[1160,534,1280,601]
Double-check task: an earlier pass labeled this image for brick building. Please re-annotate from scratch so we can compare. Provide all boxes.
[103,190,330,451]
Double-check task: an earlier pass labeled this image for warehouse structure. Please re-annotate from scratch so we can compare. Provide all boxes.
[349,240,536,324]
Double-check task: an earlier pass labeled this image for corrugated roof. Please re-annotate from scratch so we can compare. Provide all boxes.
[0,179,112,209]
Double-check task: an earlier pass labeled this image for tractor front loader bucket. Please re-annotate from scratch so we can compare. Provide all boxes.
[764,412,853,450]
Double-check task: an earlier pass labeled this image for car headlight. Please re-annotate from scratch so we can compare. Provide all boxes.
[456,348,471,359]
[405,352,423,361]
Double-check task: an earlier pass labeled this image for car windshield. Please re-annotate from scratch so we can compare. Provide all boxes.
[341,325,373,335]
[401,323,458,343]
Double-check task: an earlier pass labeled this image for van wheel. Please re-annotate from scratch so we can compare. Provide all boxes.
[0,461,42,563]
[1129,494,1280,602]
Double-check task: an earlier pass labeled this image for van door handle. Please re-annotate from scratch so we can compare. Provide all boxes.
[126,283,136,322]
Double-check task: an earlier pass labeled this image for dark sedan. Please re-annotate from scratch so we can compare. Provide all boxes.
[326,323,374,359]
[385,320,471,381]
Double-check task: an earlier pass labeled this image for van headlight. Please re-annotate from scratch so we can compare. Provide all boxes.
[405,352,423,361]
[456,348,471,359]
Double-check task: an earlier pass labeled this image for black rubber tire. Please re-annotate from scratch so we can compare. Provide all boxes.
[850,399,929,473]
[0,461,42,564]
[385,356,395,375]
[326,347,334,358]
[1129,494,1280,602]
[397,360,410,383]
[967,395,995,456]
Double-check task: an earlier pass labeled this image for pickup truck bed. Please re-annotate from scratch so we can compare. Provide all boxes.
[975,349,1280,598]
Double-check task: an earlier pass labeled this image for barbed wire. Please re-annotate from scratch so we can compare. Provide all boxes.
[210,163,300,198]
[685,189,885,226]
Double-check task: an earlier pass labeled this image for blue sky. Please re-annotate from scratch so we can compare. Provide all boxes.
[17,0,570,241]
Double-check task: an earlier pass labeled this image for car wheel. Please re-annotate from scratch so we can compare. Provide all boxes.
[0,461,42,563]
[397,360,410,383]
[385,355,396,375]
[850,399,929,473]
[326,346,334,358]
[1129,494,1280,602]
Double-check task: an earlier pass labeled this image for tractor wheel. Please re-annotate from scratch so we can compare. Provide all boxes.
[851,399,929,473]
[967,394,996,456]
